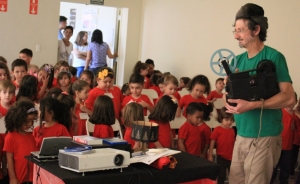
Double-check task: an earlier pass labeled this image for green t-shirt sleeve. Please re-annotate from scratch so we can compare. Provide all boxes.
[273,52,292,83]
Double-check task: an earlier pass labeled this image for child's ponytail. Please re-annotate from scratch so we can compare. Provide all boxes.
[68,80,89,96]
[133,61,148,75]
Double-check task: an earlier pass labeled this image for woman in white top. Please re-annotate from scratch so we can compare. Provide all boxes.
[58,26,73,63]
[72,31,88,77]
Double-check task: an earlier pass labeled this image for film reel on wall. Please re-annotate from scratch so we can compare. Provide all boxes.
[210,49,237,76]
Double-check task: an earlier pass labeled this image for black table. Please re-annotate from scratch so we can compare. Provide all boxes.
[27,152,220,184]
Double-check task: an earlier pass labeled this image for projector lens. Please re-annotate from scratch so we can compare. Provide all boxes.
[114,154,124,166]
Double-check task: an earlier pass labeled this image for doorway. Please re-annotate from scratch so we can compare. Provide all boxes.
[60,2,128,85]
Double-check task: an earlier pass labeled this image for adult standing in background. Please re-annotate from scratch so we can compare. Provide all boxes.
[226,3,295,184]
[145,59,155,79]
[72,31,88,77]
[58,26,73,63]
[84,29,118,75]
[58,16,67,40]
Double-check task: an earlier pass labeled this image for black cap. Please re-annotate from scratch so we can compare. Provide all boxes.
[236,3,264,20]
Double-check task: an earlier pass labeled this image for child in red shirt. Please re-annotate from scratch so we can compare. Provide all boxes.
[271,96,298,184]
[85,67,120,120]
[156,74,181,104]
[208,107,235,184]
[123,103,144,150]
[68,80,91,136]
[33,96,71,148]
[57,71,71,92]
[206,78,224,103]
[149,73,162,97]
[133,61,150,89]
[52,60,69,87]
[0,62,11,82]
[37,64,55,98]
[11,59,28,95]
[148,95,178,149]
[178,75,210,117]
[177,77,190,91]
[178,102,203,156]
[89,95,115,138]
[79,70,94,89]
[121,83,130,99]
[69,66,78,83]
[121,74,153,116]
[4,100,39,184]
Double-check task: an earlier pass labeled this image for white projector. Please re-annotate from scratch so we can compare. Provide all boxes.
[58,148,130,173]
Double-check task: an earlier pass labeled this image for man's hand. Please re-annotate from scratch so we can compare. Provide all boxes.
[225,99,259,114]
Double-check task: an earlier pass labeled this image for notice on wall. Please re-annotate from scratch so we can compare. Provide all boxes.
[90,0,104,5]
[82,7,98,30]
[69,9,76,29]
[29,0,38,15]
[0,0,8,12]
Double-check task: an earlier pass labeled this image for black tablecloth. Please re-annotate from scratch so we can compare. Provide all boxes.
[27,152,220,184]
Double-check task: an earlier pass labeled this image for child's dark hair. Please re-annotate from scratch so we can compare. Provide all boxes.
[123,103,144,127]
[68,80,89,96]
[129,74,144,85]
[157,77,164,85]
[153,70,162,76]
[16,75,38,101]
[89,95,115,125]
[39,97,63,135]
[187,75,211,95]
[69,66,77,76]
[0,62,11,81]
[45,87,62,98]
[20,48,33,58]
[186,102,213,121]
[0,56,7,64]
[54,60,69,71]
[180,77,191,86]
[57,71,71,86]
[133,61,148,75]
[217,107,234,123]
[97,67,114,80]
[5,99,38,133]
[39,64,54,88]
[215,78,224,84]
[145,59,154,66]
[150,73,162,86]
[0,80,16,93]
[121,83,129,94]
[164,74,179,86]
[148,95,178,123]
[11,59,28,71]
[80,70,94,89]
[56,93,76,131]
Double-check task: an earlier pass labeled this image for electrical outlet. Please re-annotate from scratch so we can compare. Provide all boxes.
[36,44,41,52]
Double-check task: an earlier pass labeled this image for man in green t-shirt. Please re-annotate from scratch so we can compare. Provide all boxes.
[226,3,296,184]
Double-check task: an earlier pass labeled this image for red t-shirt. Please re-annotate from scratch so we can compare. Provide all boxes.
[52,78,58,88]
[149,86,162,97]
[293,115,300,145]
[93,124,114,138]
[144,76,150,89]
[206,90,223,101]
[74,103,87,136]
[148,120,172,149]
[178,121,201,156]
[156,92,181,105]
[121,95,153,116]
[198,123,211,154]
[179,94,207,117]
[210,126,235,160]
[3,131,38,183]
[71,76,77,83]
[177,87,183,91]
[124,127,135,149]
[33,123,70,149]
[111,86,122,120]
[85,87,120,120]
[281,109,295,150]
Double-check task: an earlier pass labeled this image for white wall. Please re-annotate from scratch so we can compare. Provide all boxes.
[140,0,300,94]
[0,0,143,84]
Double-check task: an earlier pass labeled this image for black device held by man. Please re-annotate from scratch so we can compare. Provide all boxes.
[221,59,280,106]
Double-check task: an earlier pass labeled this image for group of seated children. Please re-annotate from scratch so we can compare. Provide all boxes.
[8,56,300,184]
